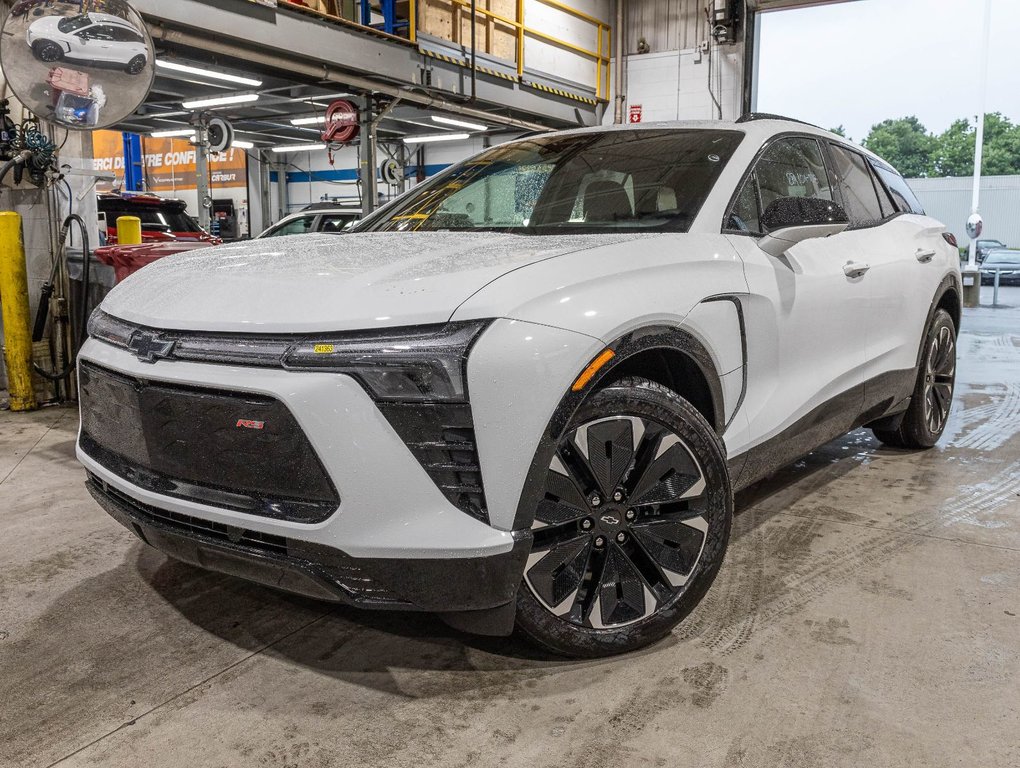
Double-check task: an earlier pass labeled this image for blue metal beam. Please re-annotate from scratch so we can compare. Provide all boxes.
[122,132,144,192]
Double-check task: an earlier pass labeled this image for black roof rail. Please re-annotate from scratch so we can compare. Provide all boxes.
[735,113,823,130]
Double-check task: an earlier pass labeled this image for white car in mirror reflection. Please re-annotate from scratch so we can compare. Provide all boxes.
[27,12,147,74]
[77,117,962,658]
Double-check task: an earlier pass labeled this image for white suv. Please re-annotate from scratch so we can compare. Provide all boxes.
[28,12,148,74]
[77,117,961,657]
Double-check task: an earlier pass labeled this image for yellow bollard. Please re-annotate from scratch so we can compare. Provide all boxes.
[0,212,38,411]
[116,215,142,245]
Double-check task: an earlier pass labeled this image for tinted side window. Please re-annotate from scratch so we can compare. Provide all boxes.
[828,144,884,227]
[870,161,925,215]
[754,138,833,217]
[726,173,761,234]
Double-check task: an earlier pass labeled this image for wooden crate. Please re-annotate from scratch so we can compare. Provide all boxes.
[421,0,519,64]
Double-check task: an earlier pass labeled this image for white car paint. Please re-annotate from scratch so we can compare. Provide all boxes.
[78,117,960,622]
[27,13,147,70]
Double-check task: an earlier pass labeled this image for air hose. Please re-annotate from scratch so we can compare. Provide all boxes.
[33,213,91,382]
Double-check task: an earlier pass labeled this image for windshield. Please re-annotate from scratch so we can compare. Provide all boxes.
[102,206,204,234]
[985,252,1020,264]
[360,129,743,235]
[58,16,92,33]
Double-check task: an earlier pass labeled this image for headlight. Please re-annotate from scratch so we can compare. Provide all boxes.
[285,320,490,402]
[87,308,136,349]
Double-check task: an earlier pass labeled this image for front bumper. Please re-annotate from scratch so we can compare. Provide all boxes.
[88,476,531,612]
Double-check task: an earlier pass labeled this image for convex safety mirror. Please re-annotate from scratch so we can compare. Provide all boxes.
[758,196,850,257]
[0,0,154,130]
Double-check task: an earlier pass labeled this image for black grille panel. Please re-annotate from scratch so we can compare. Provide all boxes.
[377,403,488,524]
[79,362,339,523]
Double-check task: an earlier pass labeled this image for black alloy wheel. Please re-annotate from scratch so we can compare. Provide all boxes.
[126,55,146,75]
[33,40,62,63]
[873,308,957,449]
[516,377,732,657]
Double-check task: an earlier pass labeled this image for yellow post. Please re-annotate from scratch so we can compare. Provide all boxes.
[0,212,38,412]
[116,215,142,245]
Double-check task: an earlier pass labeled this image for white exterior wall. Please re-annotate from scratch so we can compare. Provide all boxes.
[909,175,1020,248]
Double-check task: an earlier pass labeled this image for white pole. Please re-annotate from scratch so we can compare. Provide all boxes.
[968,0,993,269]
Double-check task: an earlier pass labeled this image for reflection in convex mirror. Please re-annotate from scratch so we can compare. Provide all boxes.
[0,0,154,130]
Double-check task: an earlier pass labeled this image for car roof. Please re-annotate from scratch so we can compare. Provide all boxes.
[508,116,888,168]
[85,13,135,27]
[985,249,1020,258]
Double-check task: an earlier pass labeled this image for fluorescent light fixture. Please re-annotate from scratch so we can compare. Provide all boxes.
[182,93,260,109]
[157,60,262,87]
[290,116,326,126]
[403,132,470,144]
[233,141,255,149]
[150,129,196,138]
[150,110,189,118]
[272,143,326,153]
[431,115,487,131]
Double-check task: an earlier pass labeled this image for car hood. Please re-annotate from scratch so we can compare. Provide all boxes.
[100,231,642,333]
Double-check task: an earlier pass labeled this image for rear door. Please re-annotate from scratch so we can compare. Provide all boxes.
[828,144,948,410]
[724,135,867,458]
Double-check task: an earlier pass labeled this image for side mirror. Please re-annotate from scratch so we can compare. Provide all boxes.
[758,197,850,257]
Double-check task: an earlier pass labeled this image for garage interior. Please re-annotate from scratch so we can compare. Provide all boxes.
[1,1,1018,766]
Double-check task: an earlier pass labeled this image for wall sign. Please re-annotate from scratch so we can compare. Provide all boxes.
[628,104,642,124]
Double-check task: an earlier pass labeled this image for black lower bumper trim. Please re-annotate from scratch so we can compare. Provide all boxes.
[87,478,532,614]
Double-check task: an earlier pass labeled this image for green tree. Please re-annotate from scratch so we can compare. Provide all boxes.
[862,117,936,178]
[932,113,1020,177]
[829,125,847,138]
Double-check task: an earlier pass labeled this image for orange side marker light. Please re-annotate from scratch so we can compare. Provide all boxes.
[572,349,616,392]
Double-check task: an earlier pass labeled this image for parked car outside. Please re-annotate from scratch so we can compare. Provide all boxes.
[975,238,1007,264]
[258,205,362,238]
[980,249,1020,285]
[27,12,148,74]
[78,118,961,657]
[98,193,220,246]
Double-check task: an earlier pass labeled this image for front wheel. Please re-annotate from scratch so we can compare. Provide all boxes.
[32,40,62,63]
[873,308,957,449]
[515,377,733,658]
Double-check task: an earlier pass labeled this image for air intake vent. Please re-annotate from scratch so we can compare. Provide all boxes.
[377,403,488,524]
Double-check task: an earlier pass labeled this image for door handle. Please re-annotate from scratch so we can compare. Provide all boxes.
[843,262,870,278]
[916,248,936,263]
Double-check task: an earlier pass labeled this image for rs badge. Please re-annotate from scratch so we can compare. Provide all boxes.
[236,419,265,430]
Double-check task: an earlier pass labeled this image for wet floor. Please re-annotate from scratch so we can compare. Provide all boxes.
[2,289,1019,768]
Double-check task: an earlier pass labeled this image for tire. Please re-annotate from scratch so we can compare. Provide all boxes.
[873,308,957,449]
[32,40,62,63]
[125,55,146,75]
[515,377,733,658]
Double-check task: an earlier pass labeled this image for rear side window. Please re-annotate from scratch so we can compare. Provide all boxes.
[827,144,884,227]
[870,161,925,215]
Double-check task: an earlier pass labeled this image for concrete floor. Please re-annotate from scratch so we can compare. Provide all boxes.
[2,288,1019,768]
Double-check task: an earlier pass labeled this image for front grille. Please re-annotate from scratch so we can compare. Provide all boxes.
[79,361,340,523]
[378,402,488,524]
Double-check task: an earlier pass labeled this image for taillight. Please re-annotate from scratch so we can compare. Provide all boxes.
[943,232,958,247]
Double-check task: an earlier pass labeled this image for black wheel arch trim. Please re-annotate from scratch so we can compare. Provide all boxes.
[511,322,726,531]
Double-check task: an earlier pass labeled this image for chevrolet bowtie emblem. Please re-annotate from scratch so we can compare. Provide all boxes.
[127,330,175,363]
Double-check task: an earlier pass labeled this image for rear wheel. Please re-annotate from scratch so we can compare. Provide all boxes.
[125,55,146,75]
[873,308,956,449]
[32,40,62,63]
[515,377,732,658]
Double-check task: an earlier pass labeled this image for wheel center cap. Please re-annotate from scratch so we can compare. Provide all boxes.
[596,506,627,533]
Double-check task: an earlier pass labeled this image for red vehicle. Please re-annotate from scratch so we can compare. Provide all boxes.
[98,193,221,245]
[94,240,215,284]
